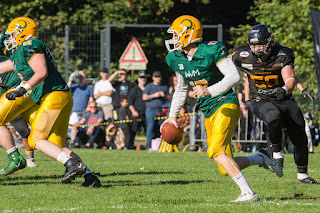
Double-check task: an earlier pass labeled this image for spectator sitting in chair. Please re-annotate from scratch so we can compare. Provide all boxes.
[73,101,105,148]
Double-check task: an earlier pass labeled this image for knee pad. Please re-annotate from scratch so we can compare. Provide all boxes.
[265,109,281,124]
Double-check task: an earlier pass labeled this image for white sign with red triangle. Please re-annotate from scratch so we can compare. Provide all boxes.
[119,37,148,70]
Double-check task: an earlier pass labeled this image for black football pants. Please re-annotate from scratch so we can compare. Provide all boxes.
[250,98,308,173]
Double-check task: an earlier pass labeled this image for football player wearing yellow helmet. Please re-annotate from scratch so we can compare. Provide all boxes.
[0,17,100,186]
[162,15,282,202]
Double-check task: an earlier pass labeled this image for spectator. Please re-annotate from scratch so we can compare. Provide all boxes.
[128,73,146,149]
[94,68,115,121]
[108,69,135,113]
[169,74,178,97]
[118,97,131,149]
[67,70,94,143]
[73,101,105,148]
[143,71,169,149]
[105,123,125,150]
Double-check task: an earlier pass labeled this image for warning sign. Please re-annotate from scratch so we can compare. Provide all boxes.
[119,37,148,70]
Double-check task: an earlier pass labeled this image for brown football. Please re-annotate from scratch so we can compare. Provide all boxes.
[161,123,183,145]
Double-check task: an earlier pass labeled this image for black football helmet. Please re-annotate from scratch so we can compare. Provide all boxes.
[247,24,274,58]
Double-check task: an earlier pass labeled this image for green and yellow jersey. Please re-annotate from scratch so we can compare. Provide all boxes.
[3,38,69,103]
[166,41,238,118]
[0,55,21,95]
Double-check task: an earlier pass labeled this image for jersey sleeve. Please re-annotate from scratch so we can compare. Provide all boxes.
[21,39,46,62]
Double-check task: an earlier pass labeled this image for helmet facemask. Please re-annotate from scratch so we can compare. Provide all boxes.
[165,26,195,52]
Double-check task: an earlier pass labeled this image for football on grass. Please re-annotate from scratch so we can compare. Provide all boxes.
[161,123,183,145]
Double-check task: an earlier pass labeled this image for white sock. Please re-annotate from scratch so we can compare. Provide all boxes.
[247,154,264,166]
[57,151,71,164]
[232,172,254,194]
[297,173,309,180]
[273,151,284,159]
[6,146,17,154]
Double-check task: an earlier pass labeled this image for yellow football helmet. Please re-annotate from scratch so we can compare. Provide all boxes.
[165,15,203,52]
[4,17,38,50]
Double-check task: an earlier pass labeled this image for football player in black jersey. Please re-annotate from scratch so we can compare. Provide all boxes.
[230,24,318,184]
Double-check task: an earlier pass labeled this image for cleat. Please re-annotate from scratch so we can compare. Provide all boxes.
[0,152,26,176]
[298,177,319,184]
[274,158,284,170]
[232,191,260,202]
[61,158,86,184]
[26,158,38,168]
[257,148,283,177]
[78,173,102,188]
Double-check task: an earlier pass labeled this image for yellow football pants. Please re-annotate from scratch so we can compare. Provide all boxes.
[27,91,73,149]
[0,89,36,126]
[205,103,240,176]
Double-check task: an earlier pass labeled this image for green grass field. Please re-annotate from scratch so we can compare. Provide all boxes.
[0,148,320,212]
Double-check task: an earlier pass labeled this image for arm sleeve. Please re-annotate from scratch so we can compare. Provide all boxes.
[168,72,188,118]
[208,57,240,97]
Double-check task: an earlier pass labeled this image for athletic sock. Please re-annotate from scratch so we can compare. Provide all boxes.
[57,151,71,164]
[297,173,309,180]
[25,150,34,159]
[247,154,264,166]
[273,151,284,159]
[232,172,254,194]
[6,146,18,155]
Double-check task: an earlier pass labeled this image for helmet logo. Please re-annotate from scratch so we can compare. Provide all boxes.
[15,20,28,31]
[180,19,195,30]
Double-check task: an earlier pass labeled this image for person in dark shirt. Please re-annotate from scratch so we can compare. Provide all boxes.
[128,73,146,149]
[231,24,318,184]
[118,97,131,149]
[73,101,105,148]
[108,69,135,112]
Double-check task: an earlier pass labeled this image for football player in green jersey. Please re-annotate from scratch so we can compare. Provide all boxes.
[0,17,100,186]
[161,15,282,202]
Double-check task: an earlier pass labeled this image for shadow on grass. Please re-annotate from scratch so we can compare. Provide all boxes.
[101,171,185,177]
[266,193,320,201]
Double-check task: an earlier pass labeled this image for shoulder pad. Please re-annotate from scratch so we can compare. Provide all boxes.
[203,41,226,55]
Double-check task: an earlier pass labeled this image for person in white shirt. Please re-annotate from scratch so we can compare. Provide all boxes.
[94,68,115,120]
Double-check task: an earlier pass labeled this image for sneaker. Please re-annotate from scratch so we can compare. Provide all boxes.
[298,176,319,184]
[61,158,86,184]
[232,191,260,202]
[78,173,102,187]
[257,148,283,177]
[274,158,284,170]
[26,158,38,168]
[0,152,26,176]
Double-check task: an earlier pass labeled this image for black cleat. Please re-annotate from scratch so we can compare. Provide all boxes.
[298,176,319,184]
[62,158,86,184]
[78,173,102,187]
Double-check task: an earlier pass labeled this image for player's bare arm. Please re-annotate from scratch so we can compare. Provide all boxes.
[0,59,14,74]
[281,65,296,94]
[28,53,49,89]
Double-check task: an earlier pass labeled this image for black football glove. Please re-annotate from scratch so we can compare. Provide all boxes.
[302,89,315,101]
[274,87,286,100]
[6,87,27,100]
[244,100,251,110]
[0,83,9,90]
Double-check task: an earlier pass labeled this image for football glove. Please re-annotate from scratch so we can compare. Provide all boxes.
[274,87,286,100]
[6,87,28,100]
[244,100,251,110]
[0,83,9,90]
[302,89,315,101]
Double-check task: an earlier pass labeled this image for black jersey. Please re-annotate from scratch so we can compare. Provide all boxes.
[232,43,295,101]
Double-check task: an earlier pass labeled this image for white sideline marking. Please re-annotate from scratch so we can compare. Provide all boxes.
[4,200,319,212]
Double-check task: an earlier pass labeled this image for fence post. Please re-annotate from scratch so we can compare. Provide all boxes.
[65,25,69,82]
[105,23,111,72]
